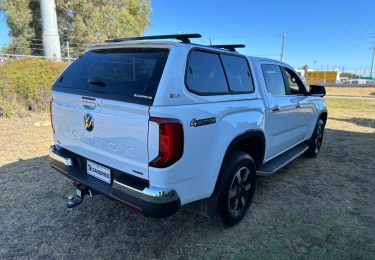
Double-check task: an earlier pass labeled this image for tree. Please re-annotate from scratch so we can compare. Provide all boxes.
[1,0,151,56]
[301,64,308,71]
[0,0,40,55]
[340,72,359,80]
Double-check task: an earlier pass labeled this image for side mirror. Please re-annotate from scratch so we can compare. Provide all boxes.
[309,85,326,97]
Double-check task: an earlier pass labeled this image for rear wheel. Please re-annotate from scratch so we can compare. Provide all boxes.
[305,119,325,157]
[218,151,256,226]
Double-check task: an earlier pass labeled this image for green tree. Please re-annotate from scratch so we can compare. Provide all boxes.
[1,0,151,56]
[0,0,40,55]
[301,65,308,73]
[340,72,359,80]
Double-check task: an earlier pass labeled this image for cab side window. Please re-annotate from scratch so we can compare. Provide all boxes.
[221,54,254,93]
[261,64,286,96]
[283,68,306,95]
[186,50,229,94]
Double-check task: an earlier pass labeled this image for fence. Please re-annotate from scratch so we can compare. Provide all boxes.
[0,53,76,65]
[0,38,90,65]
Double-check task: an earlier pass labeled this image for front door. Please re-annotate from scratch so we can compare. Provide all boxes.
[260,63,306,161]
[281,66,315,142]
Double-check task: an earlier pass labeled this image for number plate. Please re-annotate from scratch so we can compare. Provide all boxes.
[87,160,111,184]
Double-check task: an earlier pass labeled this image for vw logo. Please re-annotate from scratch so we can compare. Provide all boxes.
[83,113,94,131]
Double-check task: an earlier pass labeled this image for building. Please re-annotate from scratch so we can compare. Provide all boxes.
[305,71,341,84]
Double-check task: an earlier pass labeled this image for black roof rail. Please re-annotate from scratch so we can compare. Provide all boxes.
[209,44,246,52]
[106,33,202,43]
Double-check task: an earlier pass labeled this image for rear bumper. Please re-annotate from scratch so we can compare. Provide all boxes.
[49,145,180,218]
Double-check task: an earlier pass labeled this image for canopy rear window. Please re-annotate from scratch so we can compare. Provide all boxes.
[53,48,169,105]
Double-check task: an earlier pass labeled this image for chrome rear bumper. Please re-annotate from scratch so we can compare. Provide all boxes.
[49,145,180,217]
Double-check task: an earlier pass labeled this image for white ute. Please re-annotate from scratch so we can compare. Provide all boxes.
[49,34,327,226]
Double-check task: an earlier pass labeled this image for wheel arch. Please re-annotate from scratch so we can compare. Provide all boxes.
[319,109,328,125]
[212,130,265,196]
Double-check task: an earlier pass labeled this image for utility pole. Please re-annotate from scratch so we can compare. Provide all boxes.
[371,49,374,78]
[324,64,328,83]
[66,41,70,65]
[280,32,286,62]
[40,0,61,59]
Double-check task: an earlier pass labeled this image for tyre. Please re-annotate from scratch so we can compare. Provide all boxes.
[218,151,256,227]
[305,118,325,158]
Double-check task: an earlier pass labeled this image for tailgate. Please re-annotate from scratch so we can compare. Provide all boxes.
[52,92,150,179]
[51,47,169,180]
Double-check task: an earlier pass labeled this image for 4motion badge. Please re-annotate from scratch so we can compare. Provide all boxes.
[190,117,216,127]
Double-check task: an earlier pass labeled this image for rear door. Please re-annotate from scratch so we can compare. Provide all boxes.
[51,48,169,180]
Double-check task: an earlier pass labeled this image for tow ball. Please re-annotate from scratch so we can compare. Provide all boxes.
[67,182,95,208]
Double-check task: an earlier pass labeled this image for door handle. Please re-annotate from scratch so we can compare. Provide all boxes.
[296,102,301,109]
[82,101,97,110]
[272,105,280,112]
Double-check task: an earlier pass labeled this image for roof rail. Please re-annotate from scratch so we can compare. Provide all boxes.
[106,33,202,43]
[209,44,246,52]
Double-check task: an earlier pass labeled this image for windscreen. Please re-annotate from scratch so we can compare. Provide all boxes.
[53,48,169,105]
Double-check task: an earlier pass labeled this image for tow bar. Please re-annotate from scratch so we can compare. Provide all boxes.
[67,182,95,208]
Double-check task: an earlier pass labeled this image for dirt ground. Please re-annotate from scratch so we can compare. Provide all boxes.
[0,98,374,259]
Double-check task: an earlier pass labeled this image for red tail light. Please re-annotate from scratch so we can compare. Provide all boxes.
[50,99,55,133]
[149,117,183,168]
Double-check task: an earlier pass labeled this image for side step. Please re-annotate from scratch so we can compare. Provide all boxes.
[256,142,309,176]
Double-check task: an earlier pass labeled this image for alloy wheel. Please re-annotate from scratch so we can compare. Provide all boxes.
[228,166,252,217]
[314,123,324,154]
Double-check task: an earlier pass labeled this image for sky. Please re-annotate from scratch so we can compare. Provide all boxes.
[1,0,375,75]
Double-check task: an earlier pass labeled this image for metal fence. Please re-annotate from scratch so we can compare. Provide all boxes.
[0,53,76,64]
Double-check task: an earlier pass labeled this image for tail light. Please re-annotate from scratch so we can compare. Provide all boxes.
[149,117,183,168]
[50,99,55,133]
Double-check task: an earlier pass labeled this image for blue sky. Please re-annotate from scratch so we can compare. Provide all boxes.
[0,12,9,48]
[1,0,375,74]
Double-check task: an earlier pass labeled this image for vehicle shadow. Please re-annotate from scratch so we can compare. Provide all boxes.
[330,117,375,129]
[1,128,374,258]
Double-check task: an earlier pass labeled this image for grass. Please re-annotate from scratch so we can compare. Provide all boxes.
[0,98,374,259]
[325,97,375,112]
[325,86,375,97]
[325,98,375,132]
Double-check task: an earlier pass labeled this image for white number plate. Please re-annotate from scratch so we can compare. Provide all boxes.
[87,160,111,184]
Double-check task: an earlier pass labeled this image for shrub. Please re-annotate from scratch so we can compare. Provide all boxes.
[0,58,67,117]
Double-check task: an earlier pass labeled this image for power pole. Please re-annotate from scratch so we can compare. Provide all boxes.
[40,0,61,59]
[280,32,286,62]
[66,41,70,65]
[324,64,328,83]
[371,49,374,78]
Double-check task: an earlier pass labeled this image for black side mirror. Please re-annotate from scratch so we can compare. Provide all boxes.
[309,85,326,97]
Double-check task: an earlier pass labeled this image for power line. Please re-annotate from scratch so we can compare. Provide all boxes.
[298,1,365,49]
[342,0,373,35]
[326,0,370,40]
[350,0,375,33]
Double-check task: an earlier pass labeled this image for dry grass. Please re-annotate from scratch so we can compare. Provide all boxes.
[325,86,375,97]
[0,113,53,166]
[0,98,374,259]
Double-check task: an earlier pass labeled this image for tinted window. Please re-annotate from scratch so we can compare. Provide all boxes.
[53,48,169,105]
[221,55,254,92]
[186,50,229,94]
[284,67,306,95]
[261,64,286,96]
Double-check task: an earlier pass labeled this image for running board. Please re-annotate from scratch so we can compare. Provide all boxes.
[256,143,308,176]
